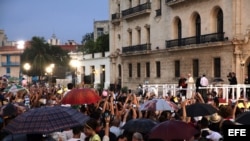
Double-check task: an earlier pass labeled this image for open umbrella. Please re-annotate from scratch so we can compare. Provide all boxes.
[121,118,158,134]
[3,106,89,134]
[148,120,199,141]
[139,99,174,111]
[235,111,250,125]
[166,100,179,112]
[185,103,218,117]
[4,84,26,94]
[61,88,101,105]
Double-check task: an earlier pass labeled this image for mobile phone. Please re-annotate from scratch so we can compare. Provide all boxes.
[132,104,136,108]
[128,89,132,93]
[181,96,186,102]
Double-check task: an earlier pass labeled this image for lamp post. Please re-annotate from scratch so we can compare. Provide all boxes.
[23,63,31,85]
[45,64,54,86]
[70,59,80,87]
[17,40,25,82]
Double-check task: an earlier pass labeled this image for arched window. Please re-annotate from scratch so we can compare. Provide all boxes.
[217,9,223,33]
[177,19,182,46]
[195,14,201,43]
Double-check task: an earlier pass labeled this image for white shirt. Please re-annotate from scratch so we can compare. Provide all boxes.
[200,76,209,87]
[110,126,123,137]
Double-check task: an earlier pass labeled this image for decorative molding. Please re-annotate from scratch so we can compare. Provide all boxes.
[144,24,150,28]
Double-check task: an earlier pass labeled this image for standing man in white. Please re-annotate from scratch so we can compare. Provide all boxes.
[186,73,195,99]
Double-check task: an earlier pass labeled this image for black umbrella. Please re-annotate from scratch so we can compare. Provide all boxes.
[3,106,90,134]
[122,118,158,134]
[185,103,218,117]
[235,111,250,125]
[148,120,199,141]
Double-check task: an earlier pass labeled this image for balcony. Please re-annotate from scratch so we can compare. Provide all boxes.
[122,43,151,53]
[166,32,225,48]
[2,62,20,67]
[122,2,151,20]
[165,0,186,6]
[155,9,161,17]
[111,13,121,24]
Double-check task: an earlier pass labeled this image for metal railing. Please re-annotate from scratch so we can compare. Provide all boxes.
[142,83,250,103]
[2,62,20,66]
[122,43,151,53]
[166,32,225,48]
[111,13,121,20]
[122,2,151,17]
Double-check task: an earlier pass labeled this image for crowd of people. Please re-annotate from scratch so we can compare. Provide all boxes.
[0,74,249,141]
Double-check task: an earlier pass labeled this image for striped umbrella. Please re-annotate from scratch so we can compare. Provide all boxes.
[3,106,89,134]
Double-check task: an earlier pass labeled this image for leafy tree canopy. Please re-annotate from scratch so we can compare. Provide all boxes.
[78,32,109,54]
[21,36,70,78]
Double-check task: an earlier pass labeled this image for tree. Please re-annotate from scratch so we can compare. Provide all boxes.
[21,36,70,81]
[79,32,109,54]
[96,34,109,52]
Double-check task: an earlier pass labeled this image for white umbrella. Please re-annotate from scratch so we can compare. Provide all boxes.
[4,84,26,94]
[139,99,174,111]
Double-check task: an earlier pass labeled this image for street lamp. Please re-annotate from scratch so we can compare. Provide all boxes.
[70,59,80,87]
[17,40,25,82]
[23,63,31,85]
[45,64,54,86]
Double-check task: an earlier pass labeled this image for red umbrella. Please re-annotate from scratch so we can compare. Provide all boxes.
[148,120,199,141]
[61,88,101,105]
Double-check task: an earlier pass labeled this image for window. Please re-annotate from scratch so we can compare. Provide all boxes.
[129,63,132,77]
[129,0,132,8]
[137,29,141,44]
[97,28,104,37]
[214,58,221,77]
[217,9,223,33]
[7,55,10,63]
[196,14,201,44]
[91,66,95,83]
[146,27,150,44]
[137,63,141,77]
[101,65,105,87]
[177,19,182,46]
[118,64,121,77]
[175,60,180,77]
[6,67,10,74]
[146,62,150,77]
[129,31,132,46]
[193,59,199,77]
[156,61,161,78]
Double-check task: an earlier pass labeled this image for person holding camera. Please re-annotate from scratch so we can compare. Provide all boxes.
[227,72,237,99]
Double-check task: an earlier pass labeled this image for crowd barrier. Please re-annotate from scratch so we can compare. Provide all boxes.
[142,84,250,103]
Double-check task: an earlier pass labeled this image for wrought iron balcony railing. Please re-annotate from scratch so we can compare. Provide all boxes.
[1,62,20,66]
[111,13,121,20]
[165,0,186,6]
[122,43,151,53]
[122,2,151,19]
[166,32,225,48]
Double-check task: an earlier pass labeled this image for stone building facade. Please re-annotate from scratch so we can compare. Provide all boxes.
[109,0,250,90]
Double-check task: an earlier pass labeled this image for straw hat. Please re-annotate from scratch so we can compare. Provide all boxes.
[209,113,222,123]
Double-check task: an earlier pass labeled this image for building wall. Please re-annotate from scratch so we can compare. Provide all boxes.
[94,20,110,41]
[69,52,111,89]
[109,0,250,90]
